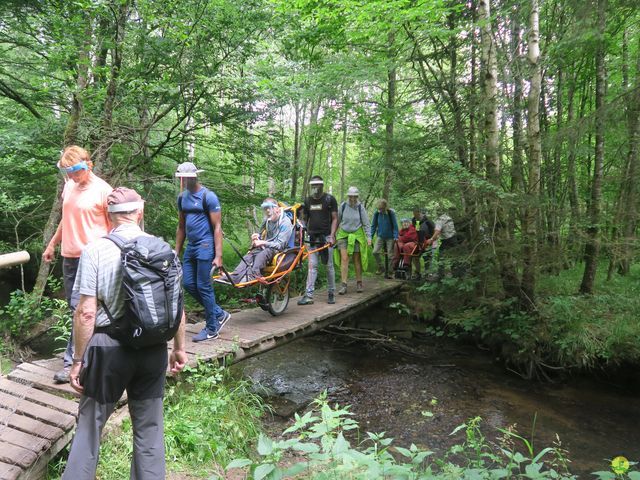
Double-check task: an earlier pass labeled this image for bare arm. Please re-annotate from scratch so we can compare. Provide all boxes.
[170,311,188,373]
[69,294,97,393]
[330,211,338,240]
[428,228,442,245]
[43,222,63,262]
[209,210,223,268]
[175,211,186,255]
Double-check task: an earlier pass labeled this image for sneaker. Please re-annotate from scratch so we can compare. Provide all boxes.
[356,281,363,293]
[338,283,347,295]
[192,327,219,342]
[217,310,231,334]
[53,366,71,384]
[297,295,314,306]
[328,292,336,304]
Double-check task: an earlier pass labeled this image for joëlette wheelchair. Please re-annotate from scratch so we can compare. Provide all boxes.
[211,203,329,316]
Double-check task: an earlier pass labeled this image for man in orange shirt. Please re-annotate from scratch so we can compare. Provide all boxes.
[43,146,112,383]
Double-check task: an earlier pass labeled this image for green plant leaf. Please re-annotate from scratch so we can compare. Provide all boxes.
[226,458,252,470]
[253,463,276,480]
[257,434,274,456]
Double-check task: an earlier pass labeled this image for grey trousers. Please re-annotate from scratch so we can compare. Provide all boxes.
[231,247,277,283]
[305,235,335,296]
[62,333,168,480]
[372,238,395,271]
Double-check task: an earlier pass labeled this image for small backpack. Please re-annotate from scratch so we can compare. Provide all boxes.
[100,234,183,348]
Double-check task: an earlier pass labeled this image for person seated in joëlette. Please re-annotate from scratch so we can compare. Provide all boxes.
[393,218,419,271]
[226,198,293,284]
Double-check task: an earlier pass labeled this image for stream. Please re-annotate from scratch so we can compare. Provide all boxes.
[236,326,640,477]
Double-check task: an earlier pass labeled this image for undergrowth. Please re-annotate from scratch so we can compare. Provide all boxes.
[412,259,640,373]
[225,393,636,479]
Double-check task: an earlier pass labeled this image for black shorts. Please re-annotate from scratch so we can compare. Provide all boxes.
[80,333,168,404]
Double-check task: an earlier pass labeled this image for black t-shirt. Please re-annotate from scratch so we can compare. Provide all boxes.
[413,215,435,242]
[303,193,338,235]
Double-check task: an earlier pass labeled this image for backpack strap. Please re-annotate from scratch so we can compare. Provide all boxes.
[340,201,346,219]
[98,233,128,329]
[104,233,127,250]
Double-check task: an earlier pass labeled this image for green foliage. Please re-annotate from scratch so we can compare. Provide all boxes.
[0,277,71,339]
[225,395,585,479]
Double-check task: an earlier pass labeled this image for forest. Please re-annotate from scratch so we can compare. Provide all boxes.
[1,0,640,478]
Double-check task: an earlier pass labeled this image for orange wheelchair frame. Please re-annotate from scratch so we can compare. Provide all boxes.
[211,202,329,316]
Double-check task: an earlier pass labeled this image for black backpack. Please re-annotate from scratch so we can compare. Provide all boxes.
[100,234,183,348]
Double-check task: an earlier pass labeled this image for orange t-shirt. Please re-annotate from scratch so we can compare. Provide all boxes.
[60,173,113,258]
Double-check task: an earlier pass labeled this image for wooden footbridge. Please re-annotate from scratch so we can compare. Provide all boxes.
[0,279,402,479]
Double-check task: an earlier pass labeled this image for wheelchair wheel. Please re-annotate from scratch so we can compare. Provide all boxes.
[266,280,290,316]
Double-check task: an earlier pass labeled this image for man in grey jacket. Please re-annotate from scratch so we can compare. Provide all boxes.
[227,198,294,283]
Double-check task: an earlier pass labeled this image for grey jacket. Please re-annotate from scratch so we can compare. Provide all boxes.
[338,201,371,240]
[260,211,294,250]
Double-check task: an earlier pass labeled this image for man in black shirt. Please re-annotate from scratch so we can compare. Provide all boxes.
[412,207,436,279]
[298,175,338,305]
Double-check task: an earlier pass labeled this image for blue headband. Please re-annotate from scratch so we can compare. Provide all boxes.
[58,161,89,173]
[260,201,278,209]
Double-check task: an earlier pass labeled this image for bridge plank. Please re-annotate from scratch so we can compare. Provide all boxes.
[0,460,22,480]
[0,405,64,441]
[0,392,75,430]
[7,366,79,399]
[0,440,38,469]
[0,426,50,454]
[0,379,77,416]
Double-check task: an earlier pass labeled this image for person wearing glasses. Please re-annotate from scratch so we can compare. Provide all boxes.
[42,146,113,384]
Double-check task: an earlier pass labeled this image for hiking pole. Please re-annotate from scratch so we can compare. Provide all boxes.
[222,231,253,270]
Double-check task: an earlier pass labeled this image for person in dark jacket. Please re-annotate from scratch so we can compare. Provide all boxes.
[412,207,436,279]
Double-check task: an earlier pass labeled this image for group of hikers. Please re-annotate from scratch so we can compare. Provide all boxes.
[43,145,458,479]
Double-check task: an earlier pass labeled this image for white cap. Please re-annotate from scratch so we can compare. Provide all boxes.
[346,186,359,196]
[175,162,204,178]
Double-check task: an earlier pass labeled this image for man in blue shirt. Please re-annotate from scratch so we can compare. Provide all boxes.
[175,162,230,341]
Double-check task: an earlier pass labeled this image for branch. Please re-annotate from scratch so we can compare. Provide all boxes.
[0,78,42,118]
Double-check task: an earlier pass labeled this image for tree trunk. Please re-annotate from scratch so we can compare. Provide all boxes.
[521,0,542,304]
[478,0,520,300]
[619,33,640,275]
[383,31,396,201]
[580,0,607,294]
[340,101,348,202]
[290,102,302,200]
[301,101,320,199]
[33,13,92,298]
[93,1,130,174]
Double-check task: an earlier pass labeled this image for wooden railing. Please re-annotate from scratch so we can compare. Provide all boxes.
[0,251,30,269]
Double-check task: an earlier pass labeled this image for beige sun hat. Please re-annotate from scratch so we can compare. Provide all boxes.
[346,186,359,196]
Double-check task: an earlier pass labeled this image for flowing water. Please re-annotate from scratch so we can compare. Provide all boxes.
[237,328,640,477]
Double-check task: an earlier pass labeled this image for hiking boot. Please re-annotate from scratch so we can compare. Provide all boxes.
[411,273,422,281]
[297,295,314,306]
[356,281,363,293]
[192,327,219,342]
[217,310,231,333]
[53,366,71,384]
[375,267,384,275]
[338,283,347,295]
[328,292,336,304]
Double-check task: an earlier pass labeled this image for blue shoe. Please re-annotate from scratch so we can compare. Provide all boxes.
[192,327,219,342]
[217,310,231,334]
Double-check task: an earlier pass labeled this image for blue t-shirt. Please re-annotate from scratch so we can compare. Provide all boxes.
[178,187,221,251]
